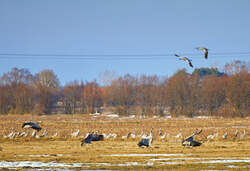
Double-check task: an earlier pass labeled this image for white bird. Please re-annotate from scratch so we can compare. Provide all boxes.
[207,130,218,141]
[102,133,107,139]
[106,128,117,139]
[40,129,48,138]
[121,135,127,140]
[24,130,30,137]
[130,132,136,139]
[121,132,130,140]
[18,132,26,138]
[222,129,228,140]
[196,47,209,59]
[139,130,148,139]
[159,128,163,136]
[112,133,117,139]
[71,129,80,138]
[234,129,239,140]
[31,130,37,138]
[172,132,184,143]
[9,131,17,139]
[175,54,193,68]
[5,131,13,139]
[175,132,183,139]
[159,132,167,141]
[138,130,144,138]
[4,129,16,139]
[51,129,58,138]
[240,129,246,139]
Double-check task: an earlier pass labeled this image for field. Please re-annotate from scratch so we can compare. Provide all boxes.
[0,114,249,170]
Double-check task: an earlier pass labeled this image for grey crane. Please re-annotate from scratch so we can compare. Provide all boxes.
[39,129,48,138]
[138,128,154,148]
[81,132,104,146]
[222,128,228,140]
[51,129,58,138]
[207,129,218,141]
[182,129,202,147]
[175,54,193,68]
[196,47,209,59]
[233,129,239,140]
[70,129,80,138]
[22,122,42,131]
[240,129,246,139]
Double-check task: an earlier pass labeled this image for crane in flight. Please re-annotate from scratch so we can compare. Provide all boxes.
[196,47,209,59]
[175,54,193,68]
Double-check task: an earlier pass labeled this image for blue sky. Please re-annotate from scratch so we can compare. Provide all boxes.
[0,0,249,85]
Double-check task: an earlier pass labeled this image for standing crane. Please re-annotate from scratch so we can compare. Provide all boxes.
[240,129,246,140]
[138,128,154,148]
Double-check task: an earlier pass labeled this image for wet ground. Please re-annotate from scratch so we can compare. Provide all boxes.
[1,153,249,170]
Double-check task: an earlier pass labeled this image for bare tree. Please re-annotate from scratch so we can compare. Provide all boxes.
[35,69,60,88]
[13,83,35,114]
[98,70,117,108]
[63,80,82,114]
[165,69,190,117]
[98,70,117,86]
[0,68,34,114]
[135,75,162,116]
[225,72,250,117]
[81,81,102,114]
[223,60,249,75]
[108,74,136,115]
[201,75,227,116]
[0,67,34,86]
[0,85,12,114]
[34,69,60,114]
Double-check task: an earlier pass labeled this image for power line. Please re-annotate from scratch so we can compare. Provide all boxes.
[0,52,249,60]
[1,52,250,56]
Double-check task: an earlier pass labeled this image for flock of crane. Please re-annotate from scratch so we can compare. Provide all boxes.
[2,121,247,149]
[175,47,209,68]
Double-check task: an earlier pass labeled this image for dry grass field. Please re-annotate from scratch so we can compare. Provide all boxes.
[0,114,249,170]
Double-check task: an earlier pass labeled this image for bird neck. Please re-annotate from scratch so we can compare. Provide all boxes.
[149,129,153,137]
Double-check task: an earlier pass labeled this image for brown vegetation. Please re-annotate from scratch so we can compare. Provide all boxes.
[0,114,249,170]
[0,61,249,118]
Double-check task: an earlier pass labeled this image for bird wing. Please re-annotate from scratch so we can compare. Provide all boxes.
[22,122,28,128]
[188,60,193,67]
[139,138,149,146]
[32,122,40,127]
[196,47,205,51]
[184,129,202,142]
[204,50,208,59]
[184,58,193,67]
[22,122,33,128]
[174,54,180,57]
[196,47,208,59]
[29,122,42,131]
[176,55,193,67]
[184,134,194,142]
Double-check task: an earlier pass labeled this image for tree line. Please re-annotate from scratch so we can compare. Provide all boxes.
[0,60,249,117]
